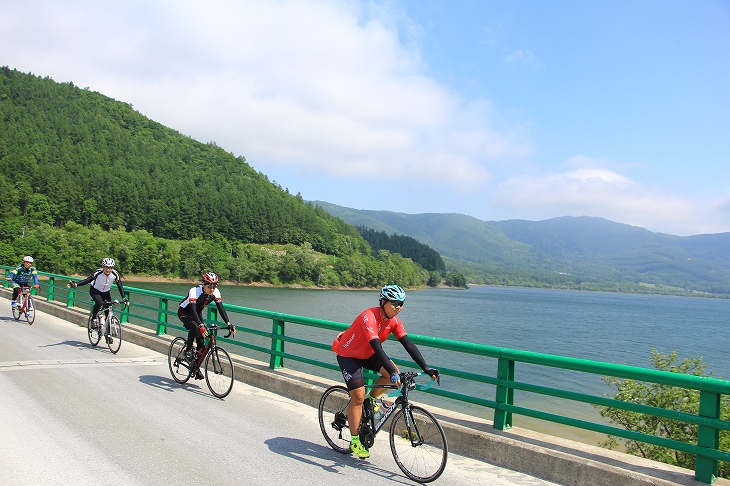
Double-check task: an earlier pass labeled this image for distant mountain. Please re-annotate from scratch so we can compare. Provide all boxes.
[313,201,730,295]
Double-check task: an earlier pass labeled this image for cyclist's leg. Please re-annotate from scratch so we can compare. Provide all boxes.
[89,288,104,322]
[336,356,367,440]
[368,355,400,400]
[178,314,198,352]
[11,285,21,304]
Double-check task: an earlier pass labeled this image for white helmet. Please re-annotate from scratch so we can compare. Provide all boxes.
[102,257,115,267]
[23,256,34,263]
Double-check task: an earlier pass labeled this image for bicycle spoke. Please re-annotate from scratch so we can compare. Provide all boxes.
[168,337,192,384]
[389,406,448,483]
[318,385,353,454]
[25,296,36,324]
[107,316,122,354]
[87,314,101,346]
[204,346,234,398]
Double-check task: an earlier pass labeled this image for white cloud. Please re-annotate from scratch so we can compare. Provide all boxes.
[492,165,730,236]
[2,0,530,193]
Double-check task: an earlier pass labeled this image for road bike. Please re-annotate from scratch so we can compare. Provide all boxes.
[167,324,235,398]
[12,285,38,325]
[87,300,125,354]
[318,371,448,483]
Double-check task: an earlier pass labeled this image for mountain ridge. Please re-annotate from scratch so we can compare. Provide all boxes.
[312,201,730,295]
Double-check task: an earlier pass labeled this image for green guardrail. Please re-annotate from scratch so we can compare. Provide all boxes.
[4,267,729,484]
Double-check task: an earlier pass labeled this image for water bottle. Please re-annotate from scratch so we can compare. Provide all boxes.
[373,407,383,422]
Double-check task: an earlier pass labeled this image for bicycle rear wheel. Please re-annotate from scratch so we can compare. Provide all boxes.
[204,346,234,398]
[25,296,36,324]
[12,297,21,320]
[318,385,353,454]
[389,405,448,483]
[107,316,122,354]
[168,337,192,384]
[87,314,101,346]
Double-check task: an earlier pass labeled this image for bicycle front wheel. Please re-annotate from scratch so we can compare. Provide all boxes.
[25,296,36,324]
[107,316,122,354]
[318,385,353,454]
[204,346,234,398]
[87,314,101,346]
[389,405,448,483]
[168,337,192,384]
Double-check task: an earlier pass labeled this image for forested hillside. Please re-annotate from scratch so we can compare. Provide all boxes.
[0,67,444,288]
[314,202,730,296]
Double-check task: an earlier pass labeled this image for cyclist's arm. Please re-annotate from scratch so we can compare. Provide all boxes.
[32,272,39,286]
[73,274,95,287]
[115,278,126,299]
[398,335,429,371]
[214,300,232,325]
[369,339,398,376]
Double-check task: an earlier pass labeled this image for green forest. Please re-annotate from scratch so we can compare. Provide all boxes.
[0,67,465,288]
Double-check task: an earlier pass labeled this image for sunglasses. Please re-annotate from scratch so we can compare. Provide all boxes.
[389,300,405,307]
[205,283,218,288]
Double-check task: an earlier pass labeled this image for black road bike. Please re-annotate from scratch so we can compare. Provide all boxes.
[167,324,235,398]
[318,371,448,483]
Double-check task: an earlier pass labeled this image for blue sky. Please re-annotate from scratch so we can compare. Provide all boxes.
[3,0,729,235]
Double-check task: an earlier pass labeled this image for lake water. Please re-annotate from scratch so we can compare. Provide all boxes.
[129,282,730,444]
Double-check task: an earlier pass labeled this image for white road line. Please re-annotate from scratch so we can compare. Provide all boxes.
[0,356,162,371]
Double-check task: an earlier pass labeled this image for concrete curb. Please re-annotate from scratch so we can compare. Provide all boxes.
[6,288,726,486]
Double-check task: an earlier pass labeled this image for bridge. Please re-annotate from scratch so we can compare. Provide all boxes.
[1,285,727,486]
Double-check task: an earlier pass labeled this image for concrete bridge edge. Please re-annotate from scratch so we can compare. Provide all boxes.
[7,289,726,486]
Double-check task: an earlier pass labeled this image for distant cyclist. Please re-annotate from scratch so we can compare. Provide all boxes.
[6,256,41,307]
[67,258,128,344]
[177,272,236,380]
[332,284,439,458]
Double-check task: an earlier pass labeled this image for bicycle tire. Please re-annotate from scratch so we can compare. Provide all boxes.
[318,385,353,454]
[168,337,192,384]
[107,316,122,354]
[87,314,101,346]
[204,346,234,398]
[389,405,448,483]
[25,295,36,324]
[12,296,21,320]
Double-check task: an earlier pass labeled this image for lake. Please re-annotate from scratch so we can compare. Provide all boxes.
[128,282,730,444]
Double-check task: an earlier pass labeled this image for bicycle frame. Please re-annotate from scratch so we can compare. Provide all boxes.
[12,285,37,324]
[360,372,433,445]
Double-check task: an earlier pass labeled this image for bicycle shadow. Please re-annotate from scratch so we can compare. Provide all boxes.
[138,374,218,399]
[38,339,115,353]
[264,437,411,484]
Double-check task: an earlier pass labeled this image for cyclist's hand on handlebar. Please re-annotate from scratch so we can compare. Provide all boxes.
[425,368,440,385]
[122,297,129,305]
[227,323,236,338]
[199,325,209,339]
[390,372,401,384]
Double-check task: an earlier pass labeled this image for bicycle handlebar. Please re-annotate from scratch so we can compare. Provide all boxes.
[203,324,234,339]
[384,371,440,397]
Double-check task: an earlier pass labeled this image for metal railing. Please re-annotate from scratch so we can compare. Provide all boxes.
[4,267,729,483]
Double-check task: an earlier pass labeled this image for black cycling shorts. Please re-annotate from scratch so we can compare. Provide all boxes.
[337,354,387,390]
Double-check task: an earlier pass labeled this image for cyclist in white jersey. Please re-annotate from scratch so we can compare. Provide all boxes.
[67,258,129,339]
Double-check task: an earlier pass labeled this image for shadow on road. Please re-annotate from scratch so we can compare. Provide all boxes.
[264,436,410,484]
[138,373,217,399]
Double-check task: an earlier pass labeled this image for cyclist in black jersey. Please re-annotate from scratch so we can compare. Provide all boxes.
[178,272,236,380]
[67,258,129,343]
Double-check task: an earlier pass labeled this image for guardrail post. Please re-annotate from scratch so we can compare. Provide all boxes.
[270,318,285,369]
[157,297,168,335]
[494,356,515,430]
[695,390,720,484]
[67,287,75,307]
[121,291,130,323]
[47,277,55,302]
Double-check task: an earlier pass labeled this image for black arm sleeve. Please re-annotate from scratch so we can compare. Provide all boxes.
[215,300,231,323]
[398,335,428,371]
[369,339,398,376]
[74,274,95,287]
[116,279,125,298]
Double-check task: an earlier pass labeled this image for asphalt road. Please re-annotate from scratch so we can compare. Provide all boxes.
[0,298,561,485]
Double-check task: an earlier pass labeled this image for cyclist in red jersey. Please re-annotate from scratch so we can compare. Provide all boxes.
[332,284,439,458]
